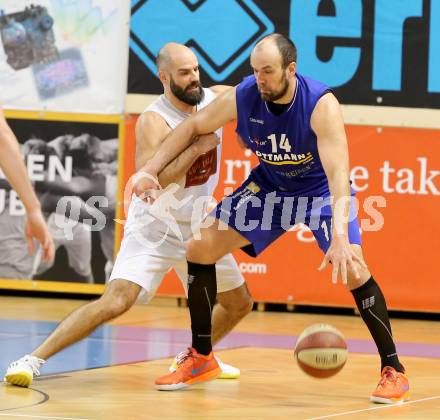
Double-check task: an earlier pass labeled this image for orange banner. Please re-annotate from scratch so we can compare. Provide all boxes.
[123,117,440,312]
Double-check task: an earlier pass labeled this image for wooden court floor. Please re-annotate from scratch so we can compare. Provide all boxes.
[1,295,439,419]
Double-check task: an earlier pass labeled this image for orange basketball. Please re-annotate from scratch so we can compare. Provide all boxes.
[294,324,348,378]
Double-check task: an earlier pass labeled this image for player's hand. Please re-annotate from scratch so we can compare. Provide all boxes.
[318,234,367,284]
[133,170,161,202]
[194,133,220,155]
[25,210,55,262]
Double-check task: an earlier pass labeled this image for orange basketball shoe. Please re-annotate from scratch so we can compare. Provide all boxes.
[370,366,410,404]
[155,348,221,391]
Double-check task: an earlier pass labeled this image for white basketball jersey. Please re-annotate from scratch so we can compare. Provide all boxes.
[125,88,222,240]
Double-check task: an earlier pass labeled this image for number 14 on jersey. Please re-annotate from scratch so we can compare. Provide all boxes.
[268,133,292,153]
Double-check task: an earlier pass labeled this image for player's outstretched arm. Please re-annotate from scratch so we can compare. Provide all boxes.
[0,109,42,214]
[312,93,365,284]
[137,87,237,193]
[0,108,54,261]
[158,133,220,187]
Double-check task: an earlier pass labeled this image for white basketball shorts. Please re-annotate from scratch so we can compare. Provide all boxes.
[109,224,244,303]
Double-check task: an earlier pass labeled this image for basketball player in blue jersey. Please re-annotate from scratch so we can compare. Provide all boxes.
[137,34,409,403]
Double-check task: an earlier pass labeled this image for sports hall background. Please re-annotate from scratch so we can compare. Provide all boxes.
[0,0,438,311]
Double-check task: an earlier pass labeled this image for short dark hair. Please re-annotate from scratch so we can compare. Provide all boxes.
[258,33,297,68]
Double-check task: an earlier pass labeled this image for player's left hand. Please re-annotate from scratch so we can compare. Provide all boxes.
[25,210,55,262]
[133,171,162,203]
[318,234,367,284]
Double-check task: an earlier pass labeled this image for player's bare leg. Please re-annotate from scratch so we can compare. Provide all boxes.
[212,283,253,344]
[31,279,141,360]
[4,280,140,387]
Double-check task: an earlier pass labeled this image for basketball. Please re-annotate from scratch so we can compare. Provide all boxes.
[294,324,348,378]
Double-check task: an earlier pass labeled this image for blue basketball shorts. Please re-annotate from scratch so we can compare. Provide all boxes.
[212,176,361,257]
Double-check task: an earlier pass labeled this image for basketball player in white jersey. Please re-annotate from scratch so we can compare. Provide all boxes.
[4,43,253,387]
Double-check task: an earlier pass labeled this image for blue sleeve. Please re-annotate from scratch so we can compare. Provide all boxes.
[235,75,256,145]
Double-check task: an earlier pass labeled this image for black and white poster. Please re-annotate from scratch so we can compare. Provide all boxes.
[0,117,119,284]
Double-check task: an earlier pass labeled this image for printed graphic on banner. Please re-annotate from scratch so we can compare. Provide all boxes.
[0,5,58,70]
[32,48,88,99]
[130,0,274,82]
[0,1,130,113]
[129,0,440,108]
[0,117,119,284]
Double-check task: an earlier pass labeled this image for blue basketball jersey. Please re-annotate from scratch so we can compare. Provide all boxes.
[236,74,332,196]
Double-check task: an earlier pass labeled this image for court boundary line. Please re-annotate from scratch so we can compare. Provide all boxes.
[0,414,89,420]
[0,386,49,413]
[305,395,440,419]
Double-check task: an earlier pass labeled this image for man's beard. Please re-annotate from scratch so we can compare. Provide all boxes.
[259,73,289,102]
[170,77,204,106]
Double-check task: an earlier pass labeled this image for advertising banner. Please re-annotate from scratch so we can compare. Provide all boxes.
[0,111,123,294]
[129,0,440,109]
[123,117,440,312]
[0,1,130,114]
